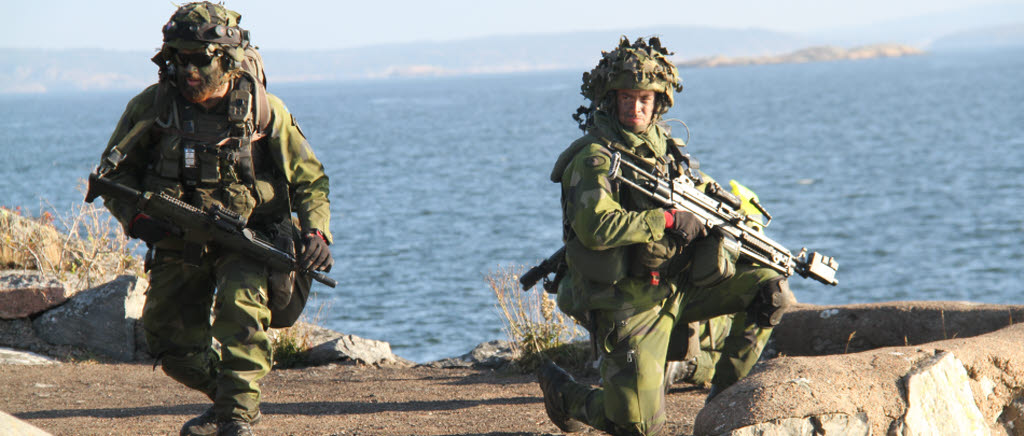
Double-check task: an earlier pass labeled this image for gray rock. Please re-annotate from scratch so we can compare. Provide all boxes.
[0,347,60,365]
[0,409,51,435]
[305,329,412,367]
[424,356,474,369]
[694,322,1024,436]
[462,340,515,369]
[425,340,516,369]
[0,270,70,319]
[892,351,987,436]
[32,275,147,361]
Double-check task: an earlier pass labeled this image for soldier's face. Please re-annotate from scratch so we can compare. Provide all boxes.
[616,89,656,133]
[174,47,230,103]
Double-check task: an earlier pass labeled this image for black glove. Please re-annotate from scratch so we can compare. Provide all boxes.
[299,230,334,272]
[665,210,706,246]
[129,213,175,244]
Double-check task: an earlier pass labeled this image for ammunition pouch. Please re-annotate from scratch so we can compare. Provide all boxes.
[565,237,628,285]
[689,228,740,288]
[267,218,313,328]
[748,276,795,327]
[629,232,689,279]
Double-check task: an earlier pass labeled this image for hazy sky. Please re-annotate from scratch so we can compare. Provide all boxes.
[4,0,1019,51]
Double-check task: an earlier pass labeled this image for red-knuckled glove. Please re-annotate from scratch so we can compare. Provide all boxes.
[299,229,333,272]
[664,210,706,246]
[128,213,175,244]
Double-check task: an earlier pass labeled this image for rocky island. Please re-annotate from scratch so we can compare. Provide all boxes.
[677,43,924,68]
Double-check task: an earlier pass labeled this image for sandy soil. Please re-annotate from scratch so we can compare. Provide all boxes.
[0,362,709,436]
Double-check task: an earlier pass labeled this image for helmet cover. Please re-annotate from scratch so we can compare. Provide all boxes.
[581,36,683,110]
[161,1,247,63]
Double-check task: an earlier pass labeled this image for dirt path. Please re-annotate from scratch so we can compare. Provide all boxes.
[0,362,708,435]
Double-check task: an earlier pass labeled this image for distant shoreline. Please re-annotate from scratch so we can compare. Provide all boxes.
[676,43,924,68]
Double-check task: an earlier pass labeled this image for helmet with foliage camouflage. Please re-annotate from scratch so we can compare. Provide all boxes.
[159,1,250,67]
[574,36,683,130]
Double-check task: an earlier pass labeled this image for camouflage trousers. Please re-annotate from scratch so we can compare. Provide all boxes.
[562,263,780,436]
[142,247,272,422]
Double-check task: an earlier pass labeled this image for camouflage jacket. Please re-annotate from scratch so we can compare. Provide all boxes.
[99,82,332,244]
[551,112,677,318]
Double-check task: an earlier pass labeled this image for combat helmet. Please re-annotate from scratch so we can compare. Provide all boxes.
[574,36,684,130]
[153,1,251,77]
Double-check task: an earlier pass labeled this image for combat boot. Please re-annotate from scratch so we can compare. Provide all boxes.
[537,361,585,433]
[663,359,697,393]
[217,420,254,436]
[705,384,725,404]
[180,408,217,436]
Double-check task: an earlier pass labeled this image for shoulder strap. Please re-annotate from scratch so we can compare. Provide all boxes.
[665,136,703,184]
[97,82,173,176]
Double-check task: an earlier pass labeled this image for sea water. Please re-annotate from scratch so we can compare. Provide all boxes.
[1,48,1021,362]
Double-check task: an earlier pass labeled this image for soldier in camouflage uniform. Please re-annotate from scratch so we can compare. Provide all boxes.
[537,37,795,436]
[96,3,333,436]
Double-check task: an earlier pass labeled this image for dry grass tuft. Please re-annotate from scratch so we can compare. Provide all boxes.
[0,201,143,288]
[270,299,332,368]
[488,265,587,372]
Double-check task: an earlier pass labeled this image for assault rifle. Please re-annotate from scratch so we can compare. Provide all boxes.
[520,152,838,291]
[84,173,337,288]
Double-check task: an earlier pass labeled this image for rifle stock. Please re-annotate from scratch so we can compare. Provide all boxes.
[85,173,337,288]
[519,246,565,292]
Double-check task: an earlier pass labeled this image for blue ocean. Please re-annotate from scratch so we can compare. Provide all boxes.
[1,48,1021,363]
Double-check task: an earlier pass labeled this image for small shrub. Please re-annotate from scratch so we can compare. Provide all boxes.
[488,265,587,372]
[270,299,331,368]
[271,330,309,369]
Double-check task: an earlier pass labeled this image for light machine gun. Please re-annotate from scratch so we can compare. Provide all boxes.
[520,152,838,291]
[84,173,337,288]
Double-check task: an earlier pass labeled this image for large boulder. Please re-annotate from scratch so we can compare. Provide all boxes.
[0,271,70,319]
[694,322,1024,435]
[32,275,147,361]
[769,301,1024,356]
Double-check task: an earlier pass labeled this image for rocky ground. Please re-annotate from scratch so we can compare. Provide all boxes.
[0,361,709,436]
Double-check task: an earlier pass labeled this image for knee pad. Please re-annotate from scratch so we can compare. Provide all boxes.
[747,276,795,327]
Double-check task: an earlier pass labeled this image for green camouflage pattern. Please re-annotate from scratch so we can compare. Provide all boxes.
[100,84,332,242]
[675,313,772,387]
[99,76,330,423]
[581,37,683,112]
[551,113,779,434]
[558,263,780,435]
[143,249,271,422]
[161,2,246,65]
[553,111,670,318]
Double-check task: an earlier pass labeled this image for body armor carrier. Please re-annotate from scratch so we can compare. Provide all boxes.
[150,73,278,225]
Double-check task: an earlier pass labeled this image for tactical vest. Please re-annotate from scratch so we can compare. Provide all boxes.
[146,72,289,229]
[552,130,694,287]
[552,132,678,240]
